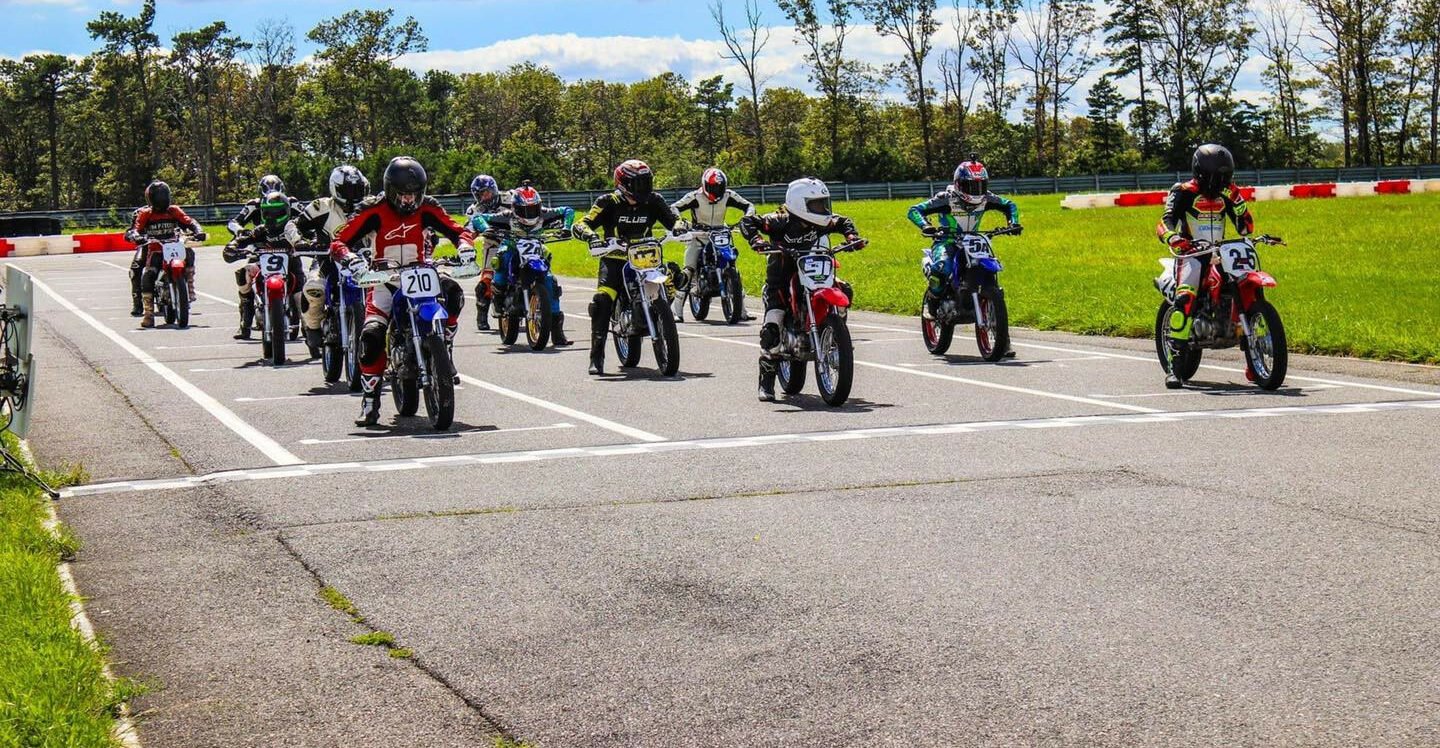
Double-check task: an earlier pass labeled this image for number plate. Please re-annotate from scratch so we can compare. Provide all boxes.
[629,243,661,270]
[161,241,186,263]
[258,251,288,275]
[710,231,732,248]
[961,235,995,262]
[798,255,835,289]
[1220,242,1259,276]
[516,238,545,261]
[399,266,441,297]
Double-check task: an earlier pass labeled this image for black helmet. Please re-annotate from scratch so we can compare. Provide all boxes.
[259,174,285,198]
[328,165,370,213]
[1192,144,1235,198]
[259,191,290,234]
[384,157,428,215]
[614,159,654,201]
[145,180,172,212]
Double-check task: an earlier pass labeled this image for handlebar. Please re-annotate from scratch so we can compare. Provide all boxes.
[922,225,1020,239]
[754,238,866,256]
[1170,234,1285,258]
[484,229,571,244]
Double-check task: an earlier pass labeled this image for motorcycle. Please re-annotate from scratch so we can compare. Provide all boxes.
[761,236,866,406]
[1153,235,1288,390]
[246,245,298,366]
[320,252,368,390]
[147,233,194,329]
[919,225,1020,361]
[485,229,569,350]
[356,257,478,430]
[591,233,684,376]
[675,224,745,324]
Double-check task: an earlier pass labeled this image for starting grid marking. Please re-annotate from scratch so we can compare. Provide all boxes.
[59,398,1440,499]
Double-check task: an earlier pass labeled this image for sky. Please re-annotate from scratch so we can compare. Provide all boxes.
[0,0,1279,119]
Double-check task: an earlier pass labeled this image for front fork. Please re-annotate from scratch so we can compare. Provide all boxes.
[409,311,431,387]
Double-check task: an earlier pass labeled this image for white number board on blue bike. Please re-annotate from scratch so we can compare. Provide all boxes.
[516,238,545,260]
[961,236,995,262]
[400,266,440,297]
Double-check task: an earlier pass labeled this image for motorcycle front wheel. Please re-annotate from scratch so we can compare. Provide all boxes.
[344,303,363,392]
[174,278,190,328]
[1154,300,1202,381]
[525,282,553,351]
[975,286,1009,362]
[266,295,287,366]
[321,311,342,383]
[721,268,744,325]
[650,299,680,376]
[421,336,455,430]
[1243,298,1288,390]
[814,315,854,406]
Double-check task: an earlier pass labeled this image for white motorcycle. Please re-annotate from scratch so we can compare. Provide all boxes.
[590,232,687,376]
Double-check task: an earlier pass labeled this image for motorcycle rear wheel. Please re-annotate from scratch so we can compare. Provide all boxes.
[922,292,954,355]
[162,282,177,326]
[421,336,455,430]
[344,304,363,392]
[392,370,420,417]
[689,287,711,321]
[175,278,191,328]
[1154,301,1202,381]
[778,357,807,395]
[321,312,342,383]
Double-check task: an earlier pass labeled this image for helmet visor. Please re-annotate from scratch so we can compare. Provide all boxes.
[1197,168,1232,197]
[704,181,725,202]
[957,178,988,200]
[514,202,542,222]
[625,172,653,198]
[336,180,366,206]
[805,196,831,217]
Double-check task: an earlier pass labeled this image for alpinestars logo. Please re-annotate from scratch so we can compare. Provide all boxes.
[384,223,417,242]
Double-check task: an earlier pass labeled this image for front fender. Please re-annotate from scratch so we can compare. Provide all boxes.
[1239,271,1277,309]
[416,300,448,322]
[811,286,851,325]
[263,274,288,299]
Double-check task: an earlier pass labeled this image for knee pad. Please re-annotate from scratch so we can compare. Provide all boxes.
[358,321,387,366]
[442,278,465,317]
[301,279,327,327]
[759,322,781,351]
[589,292,614,319]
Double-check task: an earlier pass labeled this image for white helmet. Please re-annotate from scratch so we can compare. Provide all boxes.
[784,177,832,226]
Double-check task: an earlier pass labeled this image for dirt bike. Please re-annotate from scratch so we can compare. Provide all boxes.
[1153,234,1288,390]
[146,233,196,329]
[320,253,368,390]
[357,257,478,430]
[245,246,298,366]
[592,232,685,377]
[485,228,569,350]
[761,236,866,406]
[675,224,745,324]
[919,225,1019,361]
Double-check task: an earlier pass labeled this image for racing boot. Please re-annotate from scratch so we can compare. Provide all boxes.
[475,280,492,331]
[140,293,155,328]
[758,357,777,402]
[185,266,197,302]
[552,312,572,347]
[355,375,382,427]
[130,292,143,317]
[1165,304,1192,390]
[233,296,255,340]
[444,324,460,384]
[588,333,606,376]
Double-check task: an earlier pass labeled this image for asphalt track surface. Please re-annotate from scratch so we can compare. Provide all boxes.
[16,250,1440,747]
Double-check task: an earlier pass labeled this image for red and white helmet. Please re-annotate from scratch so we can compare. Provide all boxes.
[701,167,728,203]
[614,159,654,201]
[510,184,544,230]
[952,157,990,207]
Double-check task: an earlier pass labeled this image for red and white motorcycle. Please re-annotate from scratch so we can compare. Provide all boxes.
[144,232,196,329]
[1154,235,1288,389]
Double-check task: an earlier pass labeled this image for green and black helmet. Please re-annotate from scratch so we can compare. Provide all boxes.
[259,191,290,235]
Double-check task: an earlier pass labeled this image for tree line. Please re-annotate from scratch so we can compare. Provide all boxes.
[1,0,1436,211]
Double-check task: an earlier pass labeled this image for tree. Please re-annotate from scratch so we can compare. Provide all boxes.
[968,0,1020,115]
[172,22,250,202]
[695,75,736,163]
[1103,0,1160,158]
[87,0,160,190]
[711,0,772,178]
[938,0,979,161]
[307,9,427,155]
[1085,73,1127,172]
[1255,1,1323,167]
[864,0,941,177]
[12,55,74,208]
[777,0,870,176]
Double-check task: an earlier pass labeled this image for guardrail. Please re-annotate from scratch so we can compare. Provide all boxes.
[6,164,1439,229]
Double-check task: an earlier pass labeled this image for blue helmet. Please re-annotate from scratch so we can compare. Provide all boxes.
[470,174,500,211]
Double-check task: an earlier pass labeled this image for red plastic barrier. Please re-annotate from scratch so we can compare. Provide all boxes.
[1292,183,1337,198]
[73,232,127,253]
[0,239,10,258]
[1375,180,1411,194]
[1237,187,1256,201]
[1115,191,1166,207]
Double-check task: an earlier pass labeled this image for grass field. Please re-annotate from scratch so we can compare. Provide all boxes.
[165,191,1437,363]
[0,439,131,747]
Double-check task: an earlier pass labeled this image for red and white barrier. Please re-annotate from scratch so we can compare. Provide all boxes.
[0,233,134,258]
[1062,179,1440,209]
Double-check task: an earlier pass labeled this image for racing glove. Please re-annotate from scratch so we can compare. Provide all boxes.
[193,230,208,243]
[921,226,943,239]
[1008,223,1023,236]
[221,245,245,263]
[1167,233,1192,253]
[458,242,477,265]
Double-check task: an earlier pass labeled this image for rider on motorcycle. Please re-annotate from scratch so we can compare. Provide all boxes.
[472,183,576,346]
[286,165,372,353]
[227,175,302,339]
[1157,143,1256,389]
[126,180,206,328]
[222,191,307,338]
[669,167,757,322]
[329,157,476,427]
[465,174,509,331]
[738,177,865,401]
[572,159,685,375]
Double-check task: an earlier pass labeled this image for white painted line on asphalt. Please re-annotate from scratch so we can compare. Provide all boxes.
[197,290,238,307]
[456,373,666,442]
[236,394,350,403]
[1090,383,1342,399]
[58,398,1440,499]
[30,274,305,466]
[154,343,245,350]
[676,329,1162,414]
[297,422,576,445]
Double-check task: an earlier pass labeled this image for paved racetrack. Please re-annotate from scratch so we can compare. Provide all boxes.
[16,251,1440,747]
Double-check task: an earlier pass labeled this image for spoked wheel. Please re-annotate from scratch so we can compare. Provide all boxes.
[525,282,553,351]
[921,292,953,355]
[650,299,680,376]
[392,371,420,417]
[344,304,363,392]
[689,287,711,321]
[613,307,642,368]
[174,278,190,329]
[321,312,342,383]
[814,315,854,406]
[777,357,807,395]
[974,286,1010,362]
[1154,301,1202,381]
[420,336,455,430]
[498,291,521,345]
[1242,298,1288,390]
[266,295,287,365]
[721,268,744,325]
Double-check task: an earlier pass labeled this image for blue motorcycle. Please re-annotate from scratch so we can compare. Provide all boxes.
[358,257,478,430]
[676,225,745,324]
[487,228,568,350]
[919,225,1020,361]
[319,252,368,391]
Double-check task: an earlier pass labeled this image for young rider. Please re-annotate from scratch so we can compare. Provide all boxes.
[472,183,576,346]
[227,175,301,339]
[738,177,866,401]
[571,159,686,375]
[466,174,510,330]
[1157,143,1256,389]
[669,167,757,322]
[125,180,206,328]
[221,191,306,338]
[329,157,476,426]
[286,165,371,353]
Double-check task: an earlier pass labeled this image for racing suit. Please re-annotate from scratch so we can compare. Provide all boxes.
[470,207,575,345]
[126,206,204,323]
[907,187,1019,298]
[670,188,756,321]
[221,226,307,337]
[329,195,472,417]
[1156,180,1254,346]
[227,197,302,335]
[286,197,361,347]
[572,191,681,371]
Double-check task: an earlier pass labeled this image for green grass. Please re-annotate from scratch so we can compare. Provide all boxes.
[0,437,133,747]
[543,192,1440,364]
[347,631,396,647]
[319,586,361,622]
